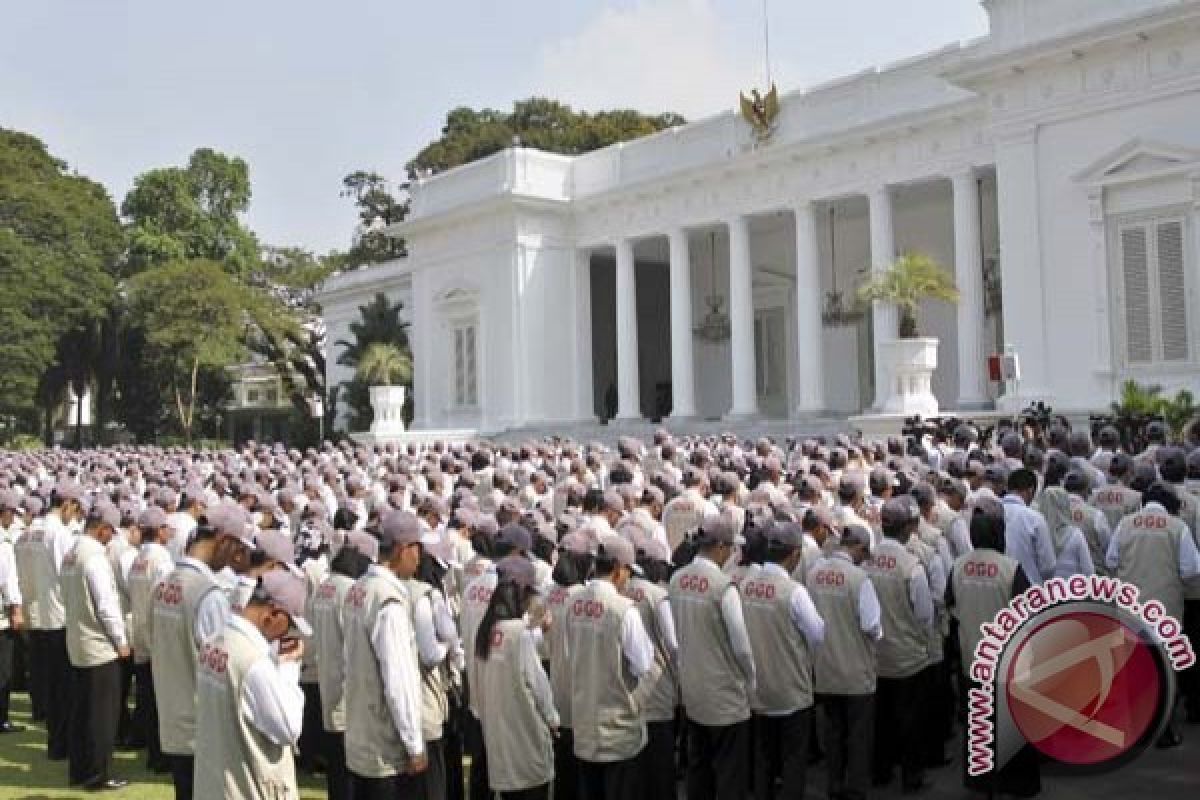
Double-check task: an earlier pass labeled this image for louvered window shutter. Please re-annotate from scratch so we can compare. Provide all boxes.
[1156,220,1188,362]
[1121,226,1152,364]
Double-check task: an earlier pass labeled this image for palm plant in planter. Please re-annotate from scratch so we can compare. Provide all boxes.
[855,252,959,415]
[357,343,412,435]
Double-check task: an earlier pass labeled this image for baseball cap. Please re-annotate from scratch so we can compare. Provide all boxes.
[256,571,312,637]
[1063,470,1091,494]
[0,490,18,512]
[88,502,122,531]
[766,520,805,549]
[598,534,641,575]
[841,523,873,551]
[694,514,744,547]
[880,497,919,527]
[137,507,168,530]
[559,531,597,556]
[344,530,380,562]
[379,510,422,552]
[972,495,1006,526]
[496,523,533,552]
[496,554,538,590]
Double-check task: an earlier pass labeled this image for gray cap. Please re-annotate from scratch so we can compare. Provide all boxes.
[379,510,422,552]
[880,497,919,527]
[257,571,312,637]
[841,523,873,550]
[345,530,380,562]
[695,514,743,546]
[137,506,168,530]
[972,495,1006,526]
[496,554,538,589]
[598,534,640,574]
[496,523,533,552]
[88,501,122,531]
[766,520,805,549]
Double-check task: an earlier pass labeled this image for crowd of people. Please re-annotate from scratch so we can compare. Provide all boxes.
[0,420,1196,800]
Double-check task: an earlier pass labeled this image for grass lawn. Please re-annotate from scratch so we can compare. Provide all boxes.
[0,694,324,800]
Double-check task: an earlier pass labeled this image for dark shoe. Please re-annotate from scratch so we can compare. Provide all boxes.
[1155,728,1183,749]
[84,778,129,791]
[0,722,24,733]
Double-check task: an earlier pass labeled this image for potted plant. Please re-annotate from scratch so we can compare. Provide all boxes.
[857,252,959,416]
[357,342,412,436]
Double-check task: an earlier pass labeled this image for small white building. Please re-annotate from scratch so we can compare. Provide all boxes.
[320,0,1200,436]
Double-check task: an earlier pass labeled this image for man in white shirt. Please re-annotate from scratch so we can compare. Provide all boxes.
[194,570,309,800]
[128,507,176,773]
[343,511,428,799]
[0,491,25,732]
[1000,469,1057,585]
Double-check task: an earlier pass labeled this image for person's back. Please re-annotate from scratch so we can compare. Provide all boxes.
[1091,483,1141,531]
[950,548,1021,664]
[1111,501,1190,621]
[864,538,928,680]
[310,571,355,733]
[807,554,876,696]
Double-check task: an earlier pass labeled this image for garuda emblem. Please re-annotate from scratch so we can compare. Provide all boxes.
[739,83,779,142]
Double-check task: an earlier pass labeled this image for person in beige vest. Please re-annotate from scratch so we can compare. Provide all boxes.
[194,570,309,800]
[1106,481,1200,748]
[1091,452,1142,530]
[309,535,372,800]
[1064,470,1112,577]
[668,514,755,800]
[342,510,429,800]
[0,491,25,733]
[568,534,654,800]
[546,531,595,800]
[946,495,1039,798]
[865,497,934,794]
[13,494,46,723]
[128,506,175,773]
[807,524,879,800]
[741,520,825,800]
[474,555,559,800]
[60,502,130,790]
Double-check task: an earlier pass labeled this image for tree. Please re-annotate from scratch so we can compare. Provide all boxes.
[333,172,409,269]
[357,343,412,385]
[856,252,959,338]
[0,129,123,425]
[407,97,685,178]
[127,259,249,444]
[335,293,410,430]
[121,148,259,275]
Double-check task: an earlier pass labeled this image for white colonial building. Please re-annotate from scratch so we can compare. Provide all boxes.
[320,0,1200,436]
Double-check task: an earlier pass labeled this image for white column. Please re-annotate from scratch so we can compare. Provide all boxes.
[727,215,759,417]
[667,228,697,418]
[952,169,988,407]
[793,201,825,414]
[615,238,641,420]
[573,248,596,421]
[868,186,897,410]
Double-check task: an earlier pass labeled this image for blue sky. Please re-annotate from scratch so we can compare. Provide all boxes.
[3,0,988,254]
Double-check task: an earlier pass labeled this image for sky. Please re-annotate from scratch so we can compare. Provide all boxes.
[3,0,989,254]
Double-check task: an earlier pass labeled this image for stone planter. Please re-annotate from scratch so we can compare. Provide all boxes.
[878,337,940,417]
[369,385,407,435]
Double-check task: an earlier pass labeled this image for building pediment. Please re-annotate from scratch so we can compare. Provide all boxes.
[1073,138,1200,186]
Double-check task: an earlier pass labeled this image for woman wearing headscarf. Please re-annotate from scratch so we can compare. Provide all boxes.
[1038,486,1095,578]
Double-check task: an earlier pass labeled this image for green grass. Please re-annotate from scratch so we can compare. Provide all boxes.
[0,695,324,799]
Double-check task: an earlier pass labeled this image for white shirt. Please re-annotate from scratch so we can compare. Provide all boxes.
[653,597,679,656]
[166,512,197,562]
[77,537,127,649]
[1001,496,1057,584]
[695,555,756,692]
[759,563,825,647]
[0,533,21,608]
[413,592,448,669]
[226,615,305,747]
[907,560,935,629]
[1050,526,1095,578]
[178,557,231,645]
[363,565,425,758]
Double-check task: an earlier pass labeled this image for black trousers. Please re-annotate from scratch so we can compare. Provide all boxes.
[640,719,676,800]
[32,628,71,758]
[753,708,813,800]
[1184,598,1200,721]
[685,718,750,800]
[424,737,447,800]
[465,712,490,800]
[959,675,1040,797]
[324,730,353,800]
[920,661,952,765]
[579,752,643,800]
[16,630,45,719]
[444,698,466,800]
[498,785,549,800]
[298,682,323,772]
[115,656,134,745]
[553,727,579,800]
[68,659,121,785]
[819,693,873,800]
[873,672,925,788]
[350,771,423,800]
[132,661,164,768]
[0,629,14,724]
[168,753,194,800]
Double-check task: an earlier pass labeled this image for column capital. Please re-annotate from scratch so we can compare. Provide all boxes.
[949,165,980,185]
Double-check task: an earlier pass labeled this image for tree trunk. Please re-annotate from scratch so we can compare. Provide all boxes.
[74,382,84,450]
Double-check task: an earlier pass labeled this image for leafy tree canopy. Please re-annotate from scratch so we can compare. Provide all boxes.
[407,97,685,178]
[122,148,258,274]
[0,128,123,416]
[332,171,409,270]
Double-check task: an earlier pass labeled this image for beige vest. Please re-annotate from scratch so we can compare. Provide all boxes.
[568,580,646,762]
[806,555,876,695]
[61,535,119,667]
[1090,484,1142,531]
[625,577,678,722]
[343,570,417,777]
[544,582,584,728]
[13,524,43,629]
[668,557,751,726]
[741,566,814,713]
[128,544,174,664]
[406,579,449,742]
[310,573,354,732]
[1174,488,1200,600]
[865,539,929,679]
[0,536,15,632]
[152,560,222,755]
[1069,497,1110,577]
[460,569,497,717]
[950,549,1018,668]
[194,620,298,800]
[23,522,67,629]
[907,532,945,664]
[1114,506,1187,621]
[476,619,555,792]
